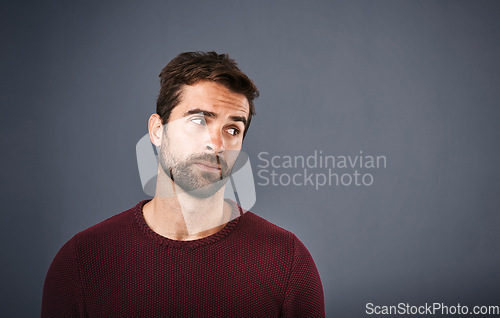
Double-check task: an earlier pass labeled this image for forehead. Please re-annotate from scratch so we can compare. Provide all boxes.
[174,81,250,117]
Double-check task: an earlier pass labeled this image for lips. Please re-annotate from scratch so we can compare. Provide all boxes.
[194,161,221,170]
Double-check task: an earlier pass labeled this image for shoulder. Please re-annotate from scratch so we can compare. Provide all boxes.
[69,200,147,247]
[239,211,295,237]
[235,211,308,254]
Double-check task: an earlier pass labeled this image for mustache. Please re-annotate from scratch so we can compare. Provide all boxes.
[186,153,229,170]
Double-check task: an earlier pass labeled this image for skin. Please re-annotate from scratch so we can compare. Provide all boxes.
[142,81,250,241]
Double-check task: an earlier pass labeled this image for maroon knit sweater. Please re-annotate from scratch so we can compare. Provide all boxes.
[42,200,325,317]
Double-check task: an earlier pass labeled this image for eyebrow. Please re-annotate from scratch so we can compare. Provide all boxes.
[185,108,248,126]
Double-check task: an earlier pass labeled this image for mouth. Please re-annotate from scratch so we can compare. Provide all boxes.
[193,161,221,171]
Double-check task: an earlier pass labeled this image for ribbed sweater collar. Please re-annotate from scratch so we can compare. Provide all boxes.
[133,199,244,250]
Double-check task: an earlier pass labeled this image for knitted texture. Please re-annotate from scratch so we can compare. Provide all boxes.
[42,200,325,317]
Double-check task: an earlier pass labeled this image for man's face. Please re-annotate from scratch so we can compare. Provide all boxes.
[158,81,249,198]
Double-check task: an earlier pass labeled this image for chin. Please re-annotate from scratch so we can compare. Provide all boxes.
[181,177,229,199]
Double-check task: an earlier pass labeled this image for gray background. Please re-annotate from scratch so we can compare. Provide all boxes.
[2,0,500,316]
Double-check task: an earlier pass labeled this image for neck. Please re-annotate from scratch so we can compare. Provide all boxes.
[142,172,232,241]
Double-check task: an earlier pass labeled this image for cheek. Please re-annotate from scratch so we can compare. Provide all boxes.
[164,132,201,159]
[173,122,208,146]
[225,137,243,149]
[223,149,241,167]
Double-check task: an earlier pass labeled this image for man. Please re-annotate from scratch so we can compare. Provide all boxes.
[42,51,325,317]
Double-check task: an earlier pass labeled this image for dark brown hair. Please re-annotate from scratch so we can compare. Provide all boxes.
[156,51,259,138]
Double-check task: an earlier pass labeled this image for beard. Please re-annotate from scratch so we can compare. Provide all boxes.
[159,149,233,199]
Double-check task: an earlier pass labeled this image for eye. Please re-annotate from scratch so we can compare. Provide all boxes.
[191,117,206,125]
[226,127,240,136]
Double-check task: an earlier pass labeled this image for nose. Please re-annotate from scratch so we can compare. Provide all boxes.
[205,127,225,154]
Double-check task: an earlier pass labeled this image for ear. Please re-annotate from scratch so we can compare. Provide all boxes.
[148,113,163,147]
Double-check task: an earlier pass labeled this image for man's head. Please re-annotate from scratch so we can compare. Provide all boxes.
[149,51,259,198]
[156,51,259,138]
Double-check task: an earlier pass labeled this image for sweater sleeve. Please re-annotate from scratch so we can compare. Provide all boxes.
[41,237,86,318]
[281,235,325,318]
